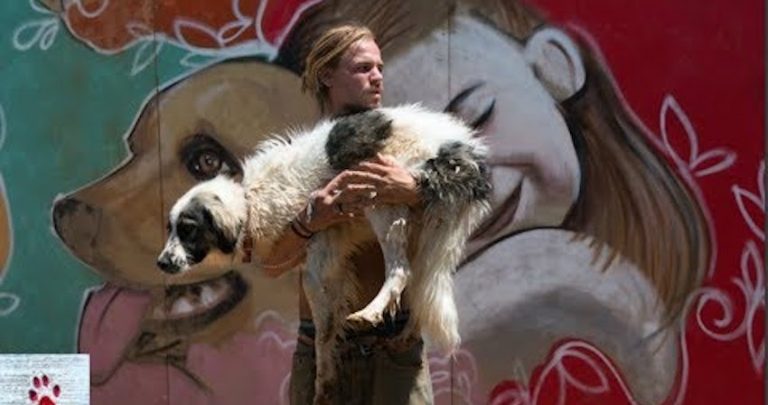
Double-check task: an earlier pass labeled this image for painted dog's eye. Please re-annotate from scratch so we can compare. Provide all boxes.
[192,150,225,178]
[181,134,242,181]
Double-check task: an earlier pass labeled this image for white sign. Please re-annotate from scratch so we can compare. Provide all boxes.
[0,354,89,404]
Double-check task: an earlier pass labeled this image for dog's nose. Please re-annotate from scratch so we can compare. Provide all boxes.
[156,254,177,274]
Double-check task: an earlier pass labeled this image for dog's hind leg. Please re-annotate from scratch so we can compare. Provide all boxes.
[347,206,410,328]
[303,230,355,405]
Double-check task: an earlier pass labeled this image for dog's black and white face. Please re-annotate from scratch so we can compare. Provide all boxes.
[157,176,247,274]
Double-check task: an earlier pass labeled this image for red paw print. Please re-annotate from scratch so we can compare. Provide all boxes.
[28,374,60,405]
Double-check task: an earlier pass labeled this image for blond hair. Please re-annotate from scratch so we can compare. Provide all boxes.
[301,24,375,110]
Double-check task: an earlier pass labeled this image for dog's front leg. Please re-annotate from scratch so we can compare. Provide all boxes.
[347,206,410,328]
[303,231,349,405]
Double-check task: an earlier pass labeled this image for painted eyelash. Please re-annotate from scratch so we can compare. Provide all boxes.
[443,81,496,129]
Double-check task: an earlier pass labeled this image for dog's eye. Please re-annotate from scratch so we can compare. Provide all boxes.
[181,134,242,181]
[177,222,198,239]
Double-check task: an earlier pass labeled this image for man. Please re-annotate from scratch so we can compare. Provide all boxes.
[261,25,434,404]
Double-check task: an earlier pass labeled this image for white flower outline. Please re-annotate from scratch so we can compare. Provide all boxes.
[660,95,737,178]
[732,162,765,241]
[12,0,60,51]
[489,341,638,405]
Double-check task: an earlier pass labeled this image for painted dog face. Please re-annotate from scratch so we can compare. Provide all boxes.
[52,61,317,287]
[157,176,246,274]
[52,62,317,345]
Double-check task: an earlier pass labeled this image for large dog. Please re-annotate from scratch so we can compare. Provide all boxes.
[157,104,491,402]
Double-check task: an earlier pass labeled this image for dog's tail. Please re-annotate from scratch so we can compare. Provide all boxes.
[409,200,490,353]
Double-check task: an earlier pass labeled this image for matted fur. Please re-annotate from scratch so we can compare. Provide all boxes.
[158,104,491,403]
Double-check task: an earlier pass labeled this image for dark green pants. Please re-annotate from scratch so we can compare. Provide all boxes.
[289,334,434,404]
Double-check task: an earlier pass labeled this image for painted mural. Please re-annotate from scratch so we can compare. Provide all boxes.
[0,0,763,404]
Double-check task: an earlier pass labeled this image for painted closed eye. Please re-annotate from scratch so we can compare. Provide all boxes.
[444,81,496,130]
[181,134,242,181]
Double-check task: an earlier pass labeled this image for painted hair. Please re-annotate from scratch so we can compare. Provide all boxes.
[470,0,711,324]
[277,0,710,324]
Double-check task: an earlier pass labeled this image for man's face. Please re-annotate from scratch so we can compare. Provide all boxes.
[325,38,384,112]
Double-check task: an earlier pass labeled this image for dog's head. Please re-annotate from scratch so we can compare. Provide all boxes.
[157,176,246,274]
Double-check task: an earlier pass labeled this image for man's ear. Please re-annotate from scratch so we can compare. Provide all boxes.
[524,28,586,102]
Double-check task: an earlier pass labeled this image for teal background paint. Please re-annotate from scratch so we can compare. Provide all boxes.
[0,0,201,352]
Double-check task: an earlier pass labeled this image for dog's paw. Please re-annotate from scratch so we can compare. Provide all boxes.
[346,308,384,328]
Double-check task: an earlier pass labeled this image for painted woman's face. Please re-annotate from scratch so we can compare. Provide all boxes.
[385,15,581,252]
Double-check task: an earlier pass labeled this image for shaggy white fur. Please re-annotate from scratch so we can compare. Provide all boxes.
[158,104,491,403]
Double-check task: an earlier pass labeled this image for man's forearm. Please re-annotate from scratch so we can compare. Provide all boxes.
[260,219,310,277]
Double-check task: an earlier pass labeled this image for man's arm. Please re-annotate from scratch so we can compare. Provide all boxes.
[260,153,421,277]
[332,153,421,207]
[258,189,342,277]
[257,215,310,278]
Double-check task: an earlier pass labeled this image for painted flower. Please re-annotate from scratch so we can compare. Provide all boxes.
[51,0,321,55]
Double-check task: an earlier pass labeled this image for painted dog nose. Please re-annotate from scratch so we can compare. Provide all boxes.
[52,196,101,256]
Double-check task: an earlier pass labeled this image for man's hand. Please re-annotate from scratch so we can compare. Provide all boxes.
[300,153,421,232]
[339,153,421,205]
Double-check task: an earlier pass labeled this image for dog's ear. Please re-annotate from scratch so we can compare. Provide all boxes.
[200,197,241,254]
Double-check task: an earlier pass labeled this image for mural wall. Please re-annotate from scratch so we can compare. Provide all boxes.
[0,0,764,404]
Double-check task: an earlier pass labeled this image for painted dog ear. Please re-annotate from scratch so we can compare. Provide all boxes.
[524,28,586,102]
